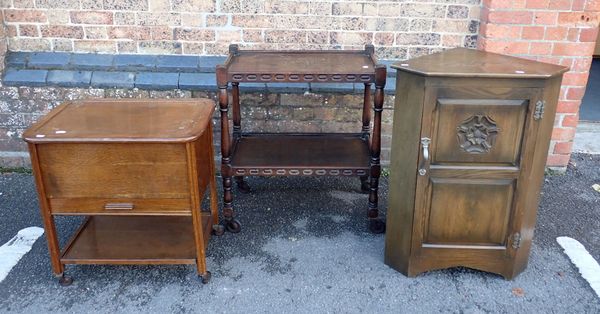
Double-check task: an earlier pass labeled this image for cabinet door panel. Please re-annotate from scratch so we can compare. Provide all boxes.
[433,98,527,165]
[425,178,514,246]
[412,86,541,260]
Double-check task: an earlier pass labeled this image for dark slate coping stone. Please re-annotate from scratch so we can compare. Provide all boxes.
[47,70,92,88]
[266,83,309,93]
[3,69,48,86]
[113,54,158,70]
[5,52,28,68]
[70,54,114,70]
[91,71,135,88]
[28,52,71,69]
[309,83,354,93]
[156,55,200,72]
[199,56,227,72]
[179,72,215,90]
[135,72,179,90]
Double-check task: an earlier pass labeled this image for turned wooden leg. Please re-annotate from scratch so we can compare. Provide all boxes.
[218,65,242,234]
[368,65,386,234]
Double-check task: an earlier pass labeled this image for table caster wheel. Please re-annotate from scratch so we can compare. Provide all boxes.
[236,180,251,194]
[212,224,225,236]
[200,271,211,284]
[369,219,386,234]
[58,275,73,287]
[225,219,242,233]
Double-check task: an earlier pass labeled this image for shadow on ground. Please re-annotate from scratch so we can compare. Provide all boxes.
[0,154,598,312]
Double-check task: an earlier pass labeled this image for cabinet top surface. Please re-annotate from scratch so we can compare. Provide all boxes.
[392,48,568,78]
[225,50,378,75]
[23,99,215,143]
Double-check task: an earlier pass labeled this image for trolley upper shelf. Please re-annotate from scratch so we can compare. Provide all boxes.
[217,44,385,84]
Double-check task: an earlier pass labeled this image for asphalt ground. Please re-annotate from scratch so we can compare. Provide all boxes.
[0,153,598,313]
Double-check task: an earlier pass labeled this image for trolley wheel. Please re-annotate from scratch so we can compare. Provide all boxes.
[236,180,251,194]
[212,224,225,236]
[360,180,370,193]
[369,219,386,234]
[58,274,73,287]
[200,271,211,284]
[225,219,242,233]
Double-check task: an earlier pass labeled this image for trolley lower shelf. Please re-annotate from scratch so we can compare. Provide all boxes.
[229,133,371,176]
[60,214,211,265]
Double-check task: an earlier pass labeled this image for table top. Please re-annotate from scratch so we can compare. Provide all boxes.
[392,48,568,79]
[221,45,384,83]
[23,99,215,143]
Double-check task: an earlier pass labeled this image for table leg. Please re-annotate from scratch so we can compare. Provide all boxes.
[368,66,386,234]
[217,66,241,234]
[361,83,372,193]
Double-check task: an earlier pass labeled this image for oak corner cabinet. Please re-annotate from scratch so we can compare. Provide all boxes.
[384,48,568,279]
[23,99,219,285]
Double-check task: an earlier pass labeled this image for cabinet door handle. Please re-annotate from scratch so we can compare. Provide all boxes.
[104,202,134,210]
[419,137,431,176]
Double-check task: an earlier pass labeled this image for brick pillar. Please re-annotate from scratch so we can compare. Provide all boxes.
[478,0,600,169]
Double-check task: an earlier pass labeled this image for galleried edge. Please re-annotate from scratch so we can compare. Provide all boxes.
[456,115,500,154]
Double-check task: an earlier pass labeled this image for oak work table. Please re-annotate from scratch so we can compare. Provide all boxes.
[216,45,387,233]
[23,99,219,285]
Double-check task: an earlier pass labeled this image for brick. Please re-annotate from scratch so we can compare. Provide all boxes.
[172,0,216,12]
[4,9,47,23]
[447,5,469,19]
[206,14,229,27]
[137,12,181,26]
[548,0,572,9]
[562,72,589,86]
[114,12,136,25]
[104,0,148,10]
[19,24,39,37]
[71,11,113,25]
[266,0,309,14]
[139,41,182,54]
[553,42,595,56]
[374,33,394,45]
[566,86,586,100]
[545,26,568,40]
[156,55,199,72]
[28,52,70,68]
[551,127,576,140]
[117,41,138,53]
[265,30,307,43]
[534,12,558,25]
[181,13,203,27]
[553,141,573,154]
[174,28,215,41]
[179,72,215,90]
[74,40,116,53]
[530,42,552,55]
[586,0,600,10]
[332,3,362,16]
[526,0,549,9]
[84,26,108,40]
[41,26,84,39]
[8,38,52,51]
[35,0,78,9]
[561,114,579,127]
[557,100,581,113]
[580,27,599,42]
[396,33,440,46]
[47,70,92,87]
[488,11,532,24]
[47,10,70,25]
[3,69,48,87]
[558,12,599,27]
[70,53,114,70]
[546,153,570,166]
[522,26,545,40]
[148,0,170,11]
[481,24,521,39]
[481,40,529,55]
[109,26,151,40]
[91,71,135,88]
[135,72,179,89]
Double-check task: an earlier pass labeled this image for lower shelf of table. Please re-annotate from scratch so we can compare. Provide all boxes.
[230,133,371,176]
[60,213,212,265]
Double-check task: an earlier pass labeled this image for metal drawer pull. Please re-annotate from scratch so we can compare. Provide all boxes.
[419,137,431,176]
[104,202,134,210]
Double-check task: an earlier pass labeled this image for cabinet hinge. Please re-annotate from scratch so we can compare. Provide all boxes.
[511,232,522,249]
[534,100,545,120]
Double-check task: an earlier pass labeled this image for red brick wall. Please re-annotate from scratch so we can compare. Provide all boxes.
[479,0,600,168]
